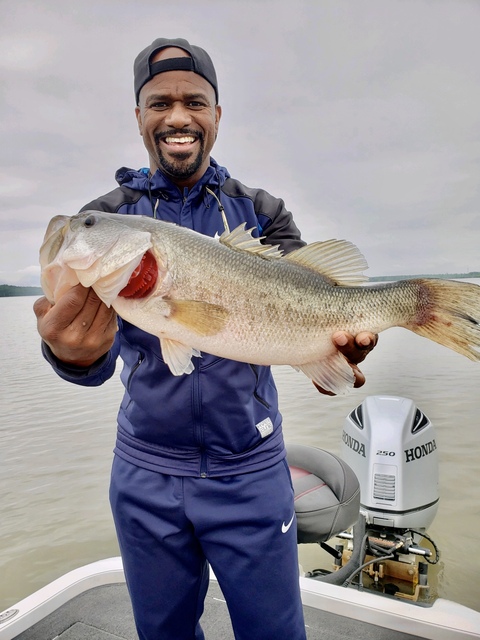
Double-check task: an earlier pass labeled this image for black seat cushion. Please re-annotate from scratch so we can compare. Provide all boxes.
[286,444,360,543]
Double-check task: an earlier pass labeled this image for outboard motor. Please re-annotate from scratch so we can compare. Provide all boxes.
[341,395,439,531]
[292,396,441,603]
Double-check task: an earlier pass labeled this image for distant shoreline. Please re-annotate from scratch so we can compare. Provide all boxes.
[368,272,480,282]
[0,271,480,298]
[2,273,479,298]
[0,285,44,297]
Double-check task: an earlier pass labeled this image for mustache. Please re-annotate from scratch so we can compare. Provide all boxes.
[154,129,204,143]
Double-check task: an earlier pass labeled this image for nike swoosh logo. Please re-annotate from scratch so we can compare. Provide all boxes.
[281,513,295,534]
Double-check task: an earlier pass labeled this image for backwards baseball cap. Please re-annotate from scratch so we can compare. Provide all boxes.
[134,37,219,105]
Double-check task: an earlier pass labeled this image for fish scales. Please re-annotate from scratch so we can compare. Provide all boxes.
[40,211,480,394]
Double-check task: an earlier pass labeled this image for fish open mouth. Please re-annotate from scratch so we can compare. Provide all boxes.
[119,251,158,298]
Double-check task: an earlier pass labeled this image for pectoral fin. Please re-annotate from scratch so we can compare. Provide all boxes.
[151,299,228,375]
[160,338,201,375]
[145,298,229,336]
[169,300,229,335]
[295,352,355,395]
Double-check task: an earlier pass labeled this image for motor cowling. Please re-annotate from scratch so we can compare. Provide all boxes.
[340,396,439,531]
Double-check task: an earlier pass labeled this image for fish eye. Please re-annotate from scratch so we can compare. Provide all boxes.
[84,215,96,227]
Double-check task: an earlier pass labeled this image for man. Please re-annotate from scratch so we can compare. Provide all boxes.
[34,38,376,640]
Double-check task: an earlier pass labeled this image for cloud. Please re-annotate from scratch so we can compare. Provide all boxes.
[0,174,38,198]
[0,34,57,71]
[0,265,40,286]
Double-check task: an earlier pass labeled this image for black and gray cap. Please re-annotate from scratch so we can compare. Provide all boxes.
[134,37,219,105]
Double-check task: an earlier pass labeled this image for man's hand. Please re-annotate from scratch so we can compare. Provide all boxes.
[313,330,378,396]
[33,284,118,367]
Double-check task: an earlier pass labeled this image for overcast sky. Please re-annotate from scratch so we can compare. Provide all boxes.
[1,0,479,285]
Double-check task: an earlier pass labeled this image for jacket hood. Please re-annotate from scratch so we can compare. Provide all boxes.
[115,158,230,195]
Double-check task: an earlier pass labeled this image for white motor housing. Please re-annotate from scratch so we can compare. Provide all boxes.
[340,396,439,531]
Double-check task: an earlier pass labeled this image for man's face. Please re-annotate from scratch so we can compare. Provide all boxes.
[136,47,221,188]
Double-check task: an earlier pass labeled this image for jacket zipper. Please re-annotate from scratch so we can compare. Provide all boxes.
[127,352,144,391]
[249,364,271,409]
[192,364,208,477]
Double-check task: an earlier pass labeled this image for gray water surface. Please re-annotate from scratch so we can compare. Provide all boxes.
[1,292,479,611]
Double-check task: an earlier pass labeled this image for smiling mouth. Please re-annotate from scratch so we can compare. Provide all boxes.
[156,130,202,151]
[164,135,196,145]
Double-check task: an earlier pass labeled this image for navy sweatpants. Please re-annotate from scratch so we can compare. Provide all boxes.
[109,455,306,640]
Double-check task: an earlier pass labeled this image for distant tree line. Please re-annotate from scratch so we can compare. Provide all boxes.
[1,272,479,297]
[369,272,480,282]
[0,284,43,297]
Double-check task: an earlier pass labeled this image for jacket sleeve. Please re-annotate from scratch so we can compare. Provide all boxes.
[79,185,143,213]
[253,189,306,254]
[41,332,120,387]
[221,178,306,254]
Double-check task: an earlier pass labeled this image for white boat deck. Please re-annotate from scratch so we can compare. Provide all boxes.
[2,558,479,640]
[8,581,426,640]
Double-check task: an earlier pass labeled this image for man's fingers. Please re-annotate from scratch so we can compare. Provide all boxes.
[351,364,366,388]
[332,331,378,365]
[33,284,117,367]
[312,381,335,396]
[313,331,379,395]
[44,285,110,333]
[89,302,118,337]
[69,287,110,332]
[33,296,52,320]
[355,331,378,350]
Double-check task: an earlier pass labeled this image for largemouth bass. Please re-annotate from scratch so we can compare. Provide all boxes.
[40,211,480,394]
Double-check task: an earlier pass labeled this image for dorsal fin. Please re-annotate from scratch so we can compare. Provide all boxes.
[284,239,368,286]
[218,223,284,260]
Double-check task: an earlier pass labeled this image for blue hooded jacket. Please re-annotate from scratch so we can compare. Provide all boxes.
[43,159,305,477]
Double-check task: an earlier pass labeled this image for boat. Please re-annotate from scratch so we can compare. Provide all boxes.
[1,396,479,640]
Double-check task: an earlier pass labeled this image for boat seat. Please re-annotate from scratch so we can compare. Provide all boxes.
[286,443,360,543]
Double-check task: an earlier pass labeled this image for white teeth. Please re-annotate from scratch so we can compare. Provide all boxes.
[165,136,195,144]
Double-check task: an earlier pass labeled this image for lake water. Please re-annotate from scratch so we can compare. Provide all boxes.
[1,290,479,612]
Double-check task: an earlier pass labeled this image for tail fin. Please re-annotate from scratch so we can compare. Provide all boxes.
[407,279,480,361]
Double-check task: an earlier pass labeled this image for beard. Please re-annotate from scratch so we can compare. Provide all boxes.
[154,131,205,181]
